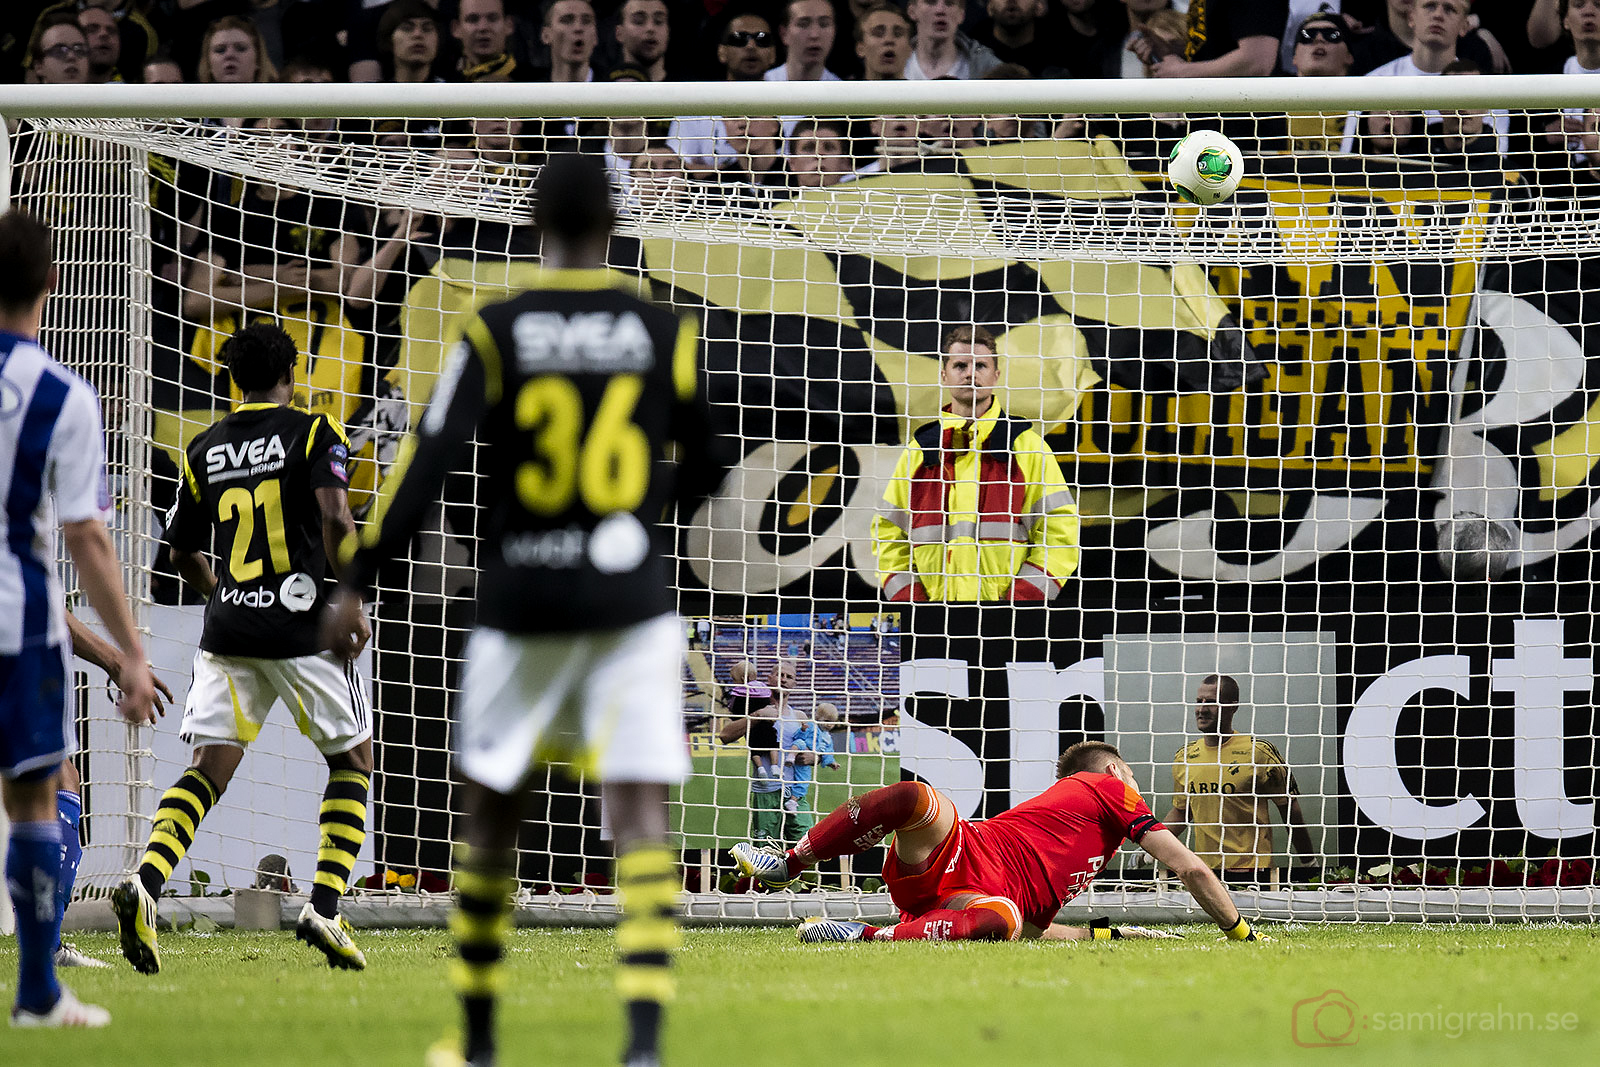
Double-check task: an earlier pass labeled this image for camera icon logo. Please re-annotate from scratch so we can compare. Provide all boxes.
[1292,990,1362,1047]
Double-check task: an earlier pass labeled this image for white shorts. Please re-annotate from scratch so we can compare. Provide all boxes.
[458,613,691,793]
[180,650,372,756]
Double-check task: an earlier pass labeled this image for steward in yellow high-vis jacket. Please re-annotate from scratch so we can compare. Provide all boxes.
[871,326,1080,602]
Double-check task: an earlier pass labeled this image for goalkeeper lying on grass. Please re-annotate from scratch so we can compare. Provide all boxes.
[734,740,1266,944]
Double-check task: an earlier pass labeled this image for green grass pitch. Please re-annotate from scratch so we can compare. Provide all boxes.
[4,924,1594,1065]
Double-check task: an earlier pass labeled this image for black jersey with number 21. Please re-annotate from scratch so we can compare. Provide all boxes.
[164,403,351,658]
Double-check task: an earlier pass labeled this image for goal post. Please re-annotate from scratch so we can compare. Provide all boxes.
[4,76,1599,925]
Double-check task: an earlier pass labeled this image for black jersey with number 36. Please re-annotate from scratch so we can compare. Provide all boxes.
[344,269,728,633]
[164,403,351,658]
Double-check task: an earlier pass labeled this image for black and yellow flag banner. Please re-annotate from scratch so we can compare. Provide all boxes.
[149,141,1600,604]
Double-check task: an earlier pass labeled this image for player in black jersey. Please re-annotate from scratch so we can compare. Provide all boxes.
[324,153,730,1067]
[113,323,374,977]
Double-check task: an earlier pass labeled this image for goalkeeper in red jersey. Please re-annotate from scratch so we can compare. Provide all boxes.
[732,741,1267,943]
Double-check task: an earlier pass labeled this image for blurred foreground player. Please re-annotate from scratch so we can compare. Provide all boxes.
[1,209,157,1028]
[735,741,1268,944]
[323,153,730,1067]
[115,322,371,976]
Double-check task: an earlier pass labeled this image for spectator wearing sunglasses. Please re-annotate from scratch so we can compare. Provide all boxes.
[719,12,779,80]
[26,11,88,86]
[668,12,779,172]
[1292,12,1354,75]
[1279,3,1335,72]
[1285,14,1355,152]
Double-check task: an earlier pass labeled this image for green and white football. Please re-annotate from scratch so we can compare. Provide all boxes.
[1166,130,1245,207]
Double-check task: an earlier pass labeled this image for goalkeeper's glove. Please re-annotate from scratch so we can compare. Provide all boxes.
[1089,917,1122,941]
[1089,917,1184,941]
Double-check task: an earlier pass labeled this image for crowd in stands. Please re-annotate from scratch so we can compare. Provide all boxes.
[5,1,1593,87]
[7,1,1600,183]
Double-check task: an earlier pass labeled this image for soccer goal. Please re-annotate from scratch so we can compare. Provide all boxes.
[3,75,1598,926]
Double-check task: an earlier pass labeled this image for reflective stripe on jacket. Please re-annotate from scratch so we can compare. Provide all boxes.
[871,402,1079,602]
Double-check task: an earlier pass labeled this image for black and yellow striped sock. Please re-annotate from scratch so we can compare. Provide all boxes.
[615,846,681,1061]
[310,769,370,919]
[138,767,220,897]
[450,843,517,1063]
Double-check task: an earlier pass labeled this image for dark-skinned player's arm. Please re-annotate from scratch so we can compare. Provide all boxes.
[1139,827,1269,941]
[322,336,488,661]
[61,518,158,725]
[315,481,367,655]
[64,610,118,676]
[317,485,358,582]
[64,611,173,717]
[168,546,217,600]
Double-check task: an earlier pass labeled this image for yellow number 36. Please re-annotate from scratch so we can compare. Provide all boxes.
[514,374,650,516]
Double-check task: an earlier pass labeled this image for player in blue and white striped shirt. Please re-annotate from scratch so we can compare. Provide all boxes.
[1,210,157,1029]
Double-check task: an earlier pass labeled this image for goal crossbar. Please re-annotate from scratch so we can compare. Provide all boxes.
[2,74,1600,120]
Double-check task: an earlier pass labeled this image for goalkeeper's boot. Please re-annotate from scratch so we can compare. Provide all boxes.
[10,986,111,1029]
[55,941,111,968]
[730,842,795,890]
[111,876,161,975]
[295,902,368,971]
[798,917,869,943]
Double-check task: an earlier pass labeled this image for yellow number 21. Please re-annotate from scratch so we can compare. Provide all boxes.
[217,480,291,582]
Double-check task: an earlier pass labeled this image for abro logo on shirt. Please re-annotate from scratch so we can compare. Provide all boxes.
[206,434,287,475]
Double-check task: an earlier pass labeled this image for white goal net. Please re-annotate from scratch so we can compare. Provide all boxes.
[4,77,1598,924]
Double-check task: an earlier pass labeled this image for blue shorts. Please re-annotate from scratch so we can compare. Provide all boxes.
[0,642,72,782]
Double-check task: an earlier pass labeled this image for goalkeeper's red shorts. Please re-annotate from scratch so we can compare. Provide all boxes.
[882,817,1012,922]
